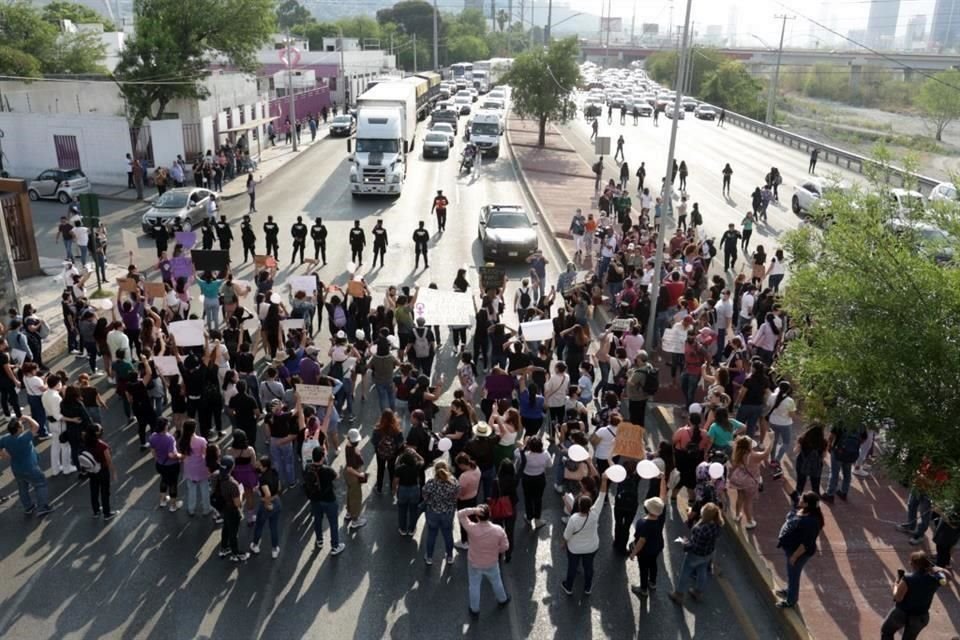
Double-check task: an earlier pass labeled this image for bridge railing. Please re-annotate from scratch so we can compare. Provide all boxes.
[722,110,943,195]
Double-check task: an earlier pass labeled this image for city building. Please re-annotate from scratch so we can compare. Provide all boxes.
[726,4,739,47]
[931,0,960,51]
[866,0,900,49]
[907,14,927,48]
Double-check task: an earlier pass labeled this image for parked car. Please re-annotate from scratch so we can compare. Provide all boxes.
[141,187,215,234]
[27,168,90,203]
[888,188,926,216]
[328,114,356,137]
[681,97,698,112]
[886,217,954,264]
[428,123,456,146]
[422,132,451,159]
[929,181,958,203]
[791,177,851,216]
[478,204,539,261]
[634,102,653,117]
[694,104,717,120]
[665,104,686,120]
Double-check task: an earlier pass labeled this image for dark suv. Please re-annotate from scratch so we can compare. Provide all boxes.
[430,109,459,135]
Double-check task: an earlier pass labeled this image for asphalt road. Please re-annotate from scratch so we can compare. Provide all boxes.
[1,115,785,639]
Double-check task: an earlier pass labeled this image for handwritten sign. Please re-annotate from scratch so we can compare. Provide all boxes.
[116,277,138,293]
[611,421,647,458]
[175,231,196,249]
[288,276,317,295]
[520,319,554,342]
[611,317,635,332]
[152,355,180,376]
[479,265,505,291]
[661,327,687,354]
[254,255,277,269]
[170,257,194,282]
[144,282,166,299]
[413,288,474,326]
[347,280,366,298]
[296,383,333,406]
[168,319,205,347]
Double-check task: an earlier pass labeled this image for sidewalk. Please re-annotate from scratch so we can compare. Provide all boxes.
[93,127,332,203]
[506,114,960,639]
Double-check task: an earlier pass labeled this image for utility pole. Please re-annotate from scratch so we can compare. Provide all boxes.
[432,0,439,70]
[685,22,695,94]
[545,0,553,44]
[605,0,612,59]
[519,0,525,49]
[413,33,418,73]
[508,0,513,53]
[285,31,298,152]
[338,27,346,108]
[645,0,693,346]
[765,14,794,125]
[630,0,637,45]
[529,0,535,48]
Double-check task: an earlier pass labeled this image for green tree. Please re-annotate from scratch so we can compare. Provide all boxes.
[779,176,960,506]
[114,0,275,126]
[447,35,489,63]
[42,1,116,30]
[700,60,764,119]
[916,69,960,142]
[376,1,440,68]
[644,47,726,95]
[276,0,313,30]
[0,0,106,75]
[0,44,41,76]
[293,22,338,50]
[335,16,384,42]
[501,37,580,146]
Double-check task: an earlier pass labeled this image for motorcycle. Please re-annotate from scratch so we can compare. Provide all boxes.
[459,153,475,176]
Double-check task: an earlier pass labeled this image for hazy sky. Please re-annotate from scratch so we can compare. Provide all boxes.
[568,0,939,44]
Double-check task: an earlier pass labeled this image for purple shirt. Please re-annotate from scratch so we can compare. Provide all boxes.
[119,303,143,332]
[149,431,179,466]
[182,434,209,481]
[299,356,321,385]
[484,373,515,401]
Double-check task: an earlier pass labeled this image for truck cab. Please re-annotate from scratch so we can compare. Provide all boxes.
[350,108,406,196]
[469,110,502,159]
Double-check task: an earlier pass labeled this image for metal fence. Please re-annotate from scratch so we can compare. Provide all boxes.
[1,192,33,263]
[723,110,942,195]
[182,123,203,159]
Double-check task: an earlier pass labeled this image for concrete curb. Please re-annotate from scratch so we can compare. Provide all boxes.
[655,405,812,640]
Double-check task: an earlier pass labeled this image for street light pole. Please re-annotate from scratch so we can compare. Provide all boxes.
[286,31,298,152]
[645,0,694,345]
[765,14,794,125]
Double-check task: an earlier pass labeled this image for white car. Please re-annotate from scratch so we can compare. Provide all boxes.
[27,168,91,203]
[888,188,926,216]
[487,89,506,101]
[929,181,958,203]
[468,88,479,102]
[454,95,472,115]
[791,177,851,216]
[694,104,717,120]
[665,104,686,120]
[428,123,456,146]
[422,132,451,159]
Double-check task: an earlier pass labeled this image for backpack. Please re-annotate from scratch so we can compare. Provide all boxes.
[684,429,704,458]
[78,450,101,475]
[519,287,532,309]
[333,305,347,329]
[209,472,226,511]
[592,161,601,175]
[302,464,323,500]
[376,433,399,461]
[412,328,431,359]
[641,366,660,395]
[834,427,862,463]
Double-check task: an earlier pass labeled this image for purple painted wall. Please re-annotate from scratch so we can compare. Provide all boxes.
[268,87,333,124]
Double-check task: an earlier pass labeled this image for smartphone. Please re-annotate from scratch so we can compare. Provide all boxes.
[897,569,905,582]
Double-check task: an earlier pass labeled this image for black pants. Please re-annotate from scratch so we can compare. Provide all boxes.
[679,175,687,190]
[795,473,821,496]
[628,399,647,425]
[0,383,21,417]
[722,175,731,193]
[373,245,386,267]
[637,554,659,590]
[415,247,428,268]
[741,229,752,252]
[451,327,466,348]
[221,507,241,554]
[351,246,363,264]
[809,159,817,173]
[436,209,446,231]
[127,171,134,189]
[248,193,256,212]
[243,243,256,262]
[266,238,279,259]
[494,514,516,561]
[198,403,222,438]
[314,241,326,263]
[724,250,738,271]
[521,474,545,520]
[90,468,112,515]
[156,462,180,498]
[614,503,637,554]
[292,241,305,263]
[375,454,396,492]
[135,411,155,445]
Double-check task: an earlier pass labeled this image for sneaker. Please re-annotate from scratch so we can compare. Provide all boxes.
[92,511,101,518]
[424,556,433,566]
[909,536,924,545]
[213,514,224,525]
[649,582,657,591]
[230,553,250,563]
[169,500,183,512]
[218,548,232,558]
[35,506,55,517]
[250,542,261,554]
[331,543,346,555]
[271,547,280,559]
[102,510,118,520]
[896,523,916,534]
[631,586,649,598]
[23,505,36,515]
[349,517,367,529]
[560,582,573,596]
[498,596,511,607]
[776,600,795,609]
[344,514,352,522]
[445,554,454,564]
[862,463,873,471]
[160,496,169,508]
[584,587,593,595]
[399,529,408,536]
[315,540,324,550]
[775,588,788,598]
[745,520,758,530]
[454,541,469,550]
[852,468,870,477]
[36,434,52,442]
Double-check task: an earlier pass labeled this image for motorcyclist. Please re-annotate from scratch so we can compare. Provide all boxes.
[461,142,478,173]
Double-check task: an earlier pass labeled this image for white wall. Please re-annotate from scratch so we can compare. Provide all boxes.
[0,113,131,185]
[201,115,216,157]
[0,80,125,116]
[149,119,185,167]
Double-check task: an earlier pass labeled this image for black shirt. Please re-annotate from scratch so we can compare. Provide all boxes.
[898,571,943,615]
[311,223,327,242]
[412,228,429,247]
[291,223,308,241]
[720,229,740,251]
[349,228,365,247]
[259,467,280,498]
[634,514,666,558]
[264,222,279,239]
[311,463,337,502]
[216,222,233,243]
[229,393,259,431]
[241,223,256,244]
[266,411,294,439]
[372,226,388,247]
[395,457,422,486]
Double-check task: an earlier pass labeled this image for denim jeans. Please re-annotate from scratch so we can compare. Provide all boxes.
[425,510,454,558]
[397,484,420,532]
[78,245,89,266]
[468,563,508,612]
[14,467,50,511]
[675,552,712,594]
[311,499,340,547]
[563,550,597,592]
[203,298,220,331]
[335,377,354,418]
[374,383,396,413]
[679,372,700,407]
[904,491,932,536]
[26,395,48,436]
[480,467,495,502]
[186,478,211,514]
[784,551,810,604]
[270,439,296,488]
[64,239,74,261]
[253,497,282,548]
[826,451,852,497]
[736,404,764,438]
[770,423,792,463]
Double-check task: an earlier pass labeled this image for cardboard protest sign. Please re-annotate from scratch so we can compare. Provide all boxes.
[152,356,180,376]
[611,318,635,332]
[144,282,167,298]
[479,265,506,291]
[167,319,205,347]
[116,277,138,293]
[254,255,277,269]
[296,384,333,406]
[288,276,317,295]
[281,319,304,332]
[347,280,366,298]
[661,327,687,354]
[611,421,647,458]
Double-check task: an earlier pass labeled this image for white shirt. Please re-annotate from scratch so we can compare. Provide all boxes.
[41,388,63,421]
[601,235,616,258]
[206,199,217,218]
[640,194,653,210]
[544,372,570,408]
[106,329,132,363]
[563,494,605,554]
[593,424,617,460]
[72,226,89,246]
[715,298,734,329]
[739,292,755,320]
[622,333,645,362]
[767,390,796,426]
[23,374,46,397]
[768,257,786,276]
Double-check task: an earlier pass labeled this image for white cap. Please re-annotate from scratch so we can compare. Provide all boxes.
[688,403,703,415]
[347,428,361,444]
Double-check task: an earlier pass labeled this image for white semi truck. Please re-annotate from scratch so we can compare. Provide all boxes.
[350,81,418,197]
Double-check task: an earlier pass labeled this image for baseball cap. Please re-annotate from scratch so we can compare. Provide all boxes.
[347,428,361,444]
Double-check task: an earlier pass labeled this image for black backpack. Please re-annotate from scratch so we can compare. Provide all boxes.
[519,287,532,309]
[641,366,660,395]
[834,427,862,464]
[302,464,323,501]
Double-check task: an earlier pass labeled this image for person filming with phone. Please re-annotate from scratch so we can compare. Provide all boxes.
[880,551,947,640]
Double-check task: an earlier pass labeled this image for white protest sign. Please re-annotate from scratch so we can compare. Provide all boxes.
[412,288,474,326]
[242,317,260,334]
[288,276,317,295]
[611,318,635,332]
[281,318,305,332]
[520,319,554,342]
[168,319,205,347]
[9,349,27,365]
[661,327,687,354]
[152,355,180,376]
[296,383,333,406]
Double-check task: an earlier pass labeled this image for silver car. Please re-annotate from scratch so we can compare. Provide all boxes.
[141,187,214,234]
[27,168,91,203]
[478,204,539,261]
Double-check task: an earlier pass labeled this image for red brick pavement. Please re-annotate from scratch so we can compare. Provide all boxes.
[508,114,960,640]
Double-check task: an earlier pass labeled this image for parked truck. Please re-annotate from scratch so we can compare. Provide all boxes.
[350,81,418,197]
